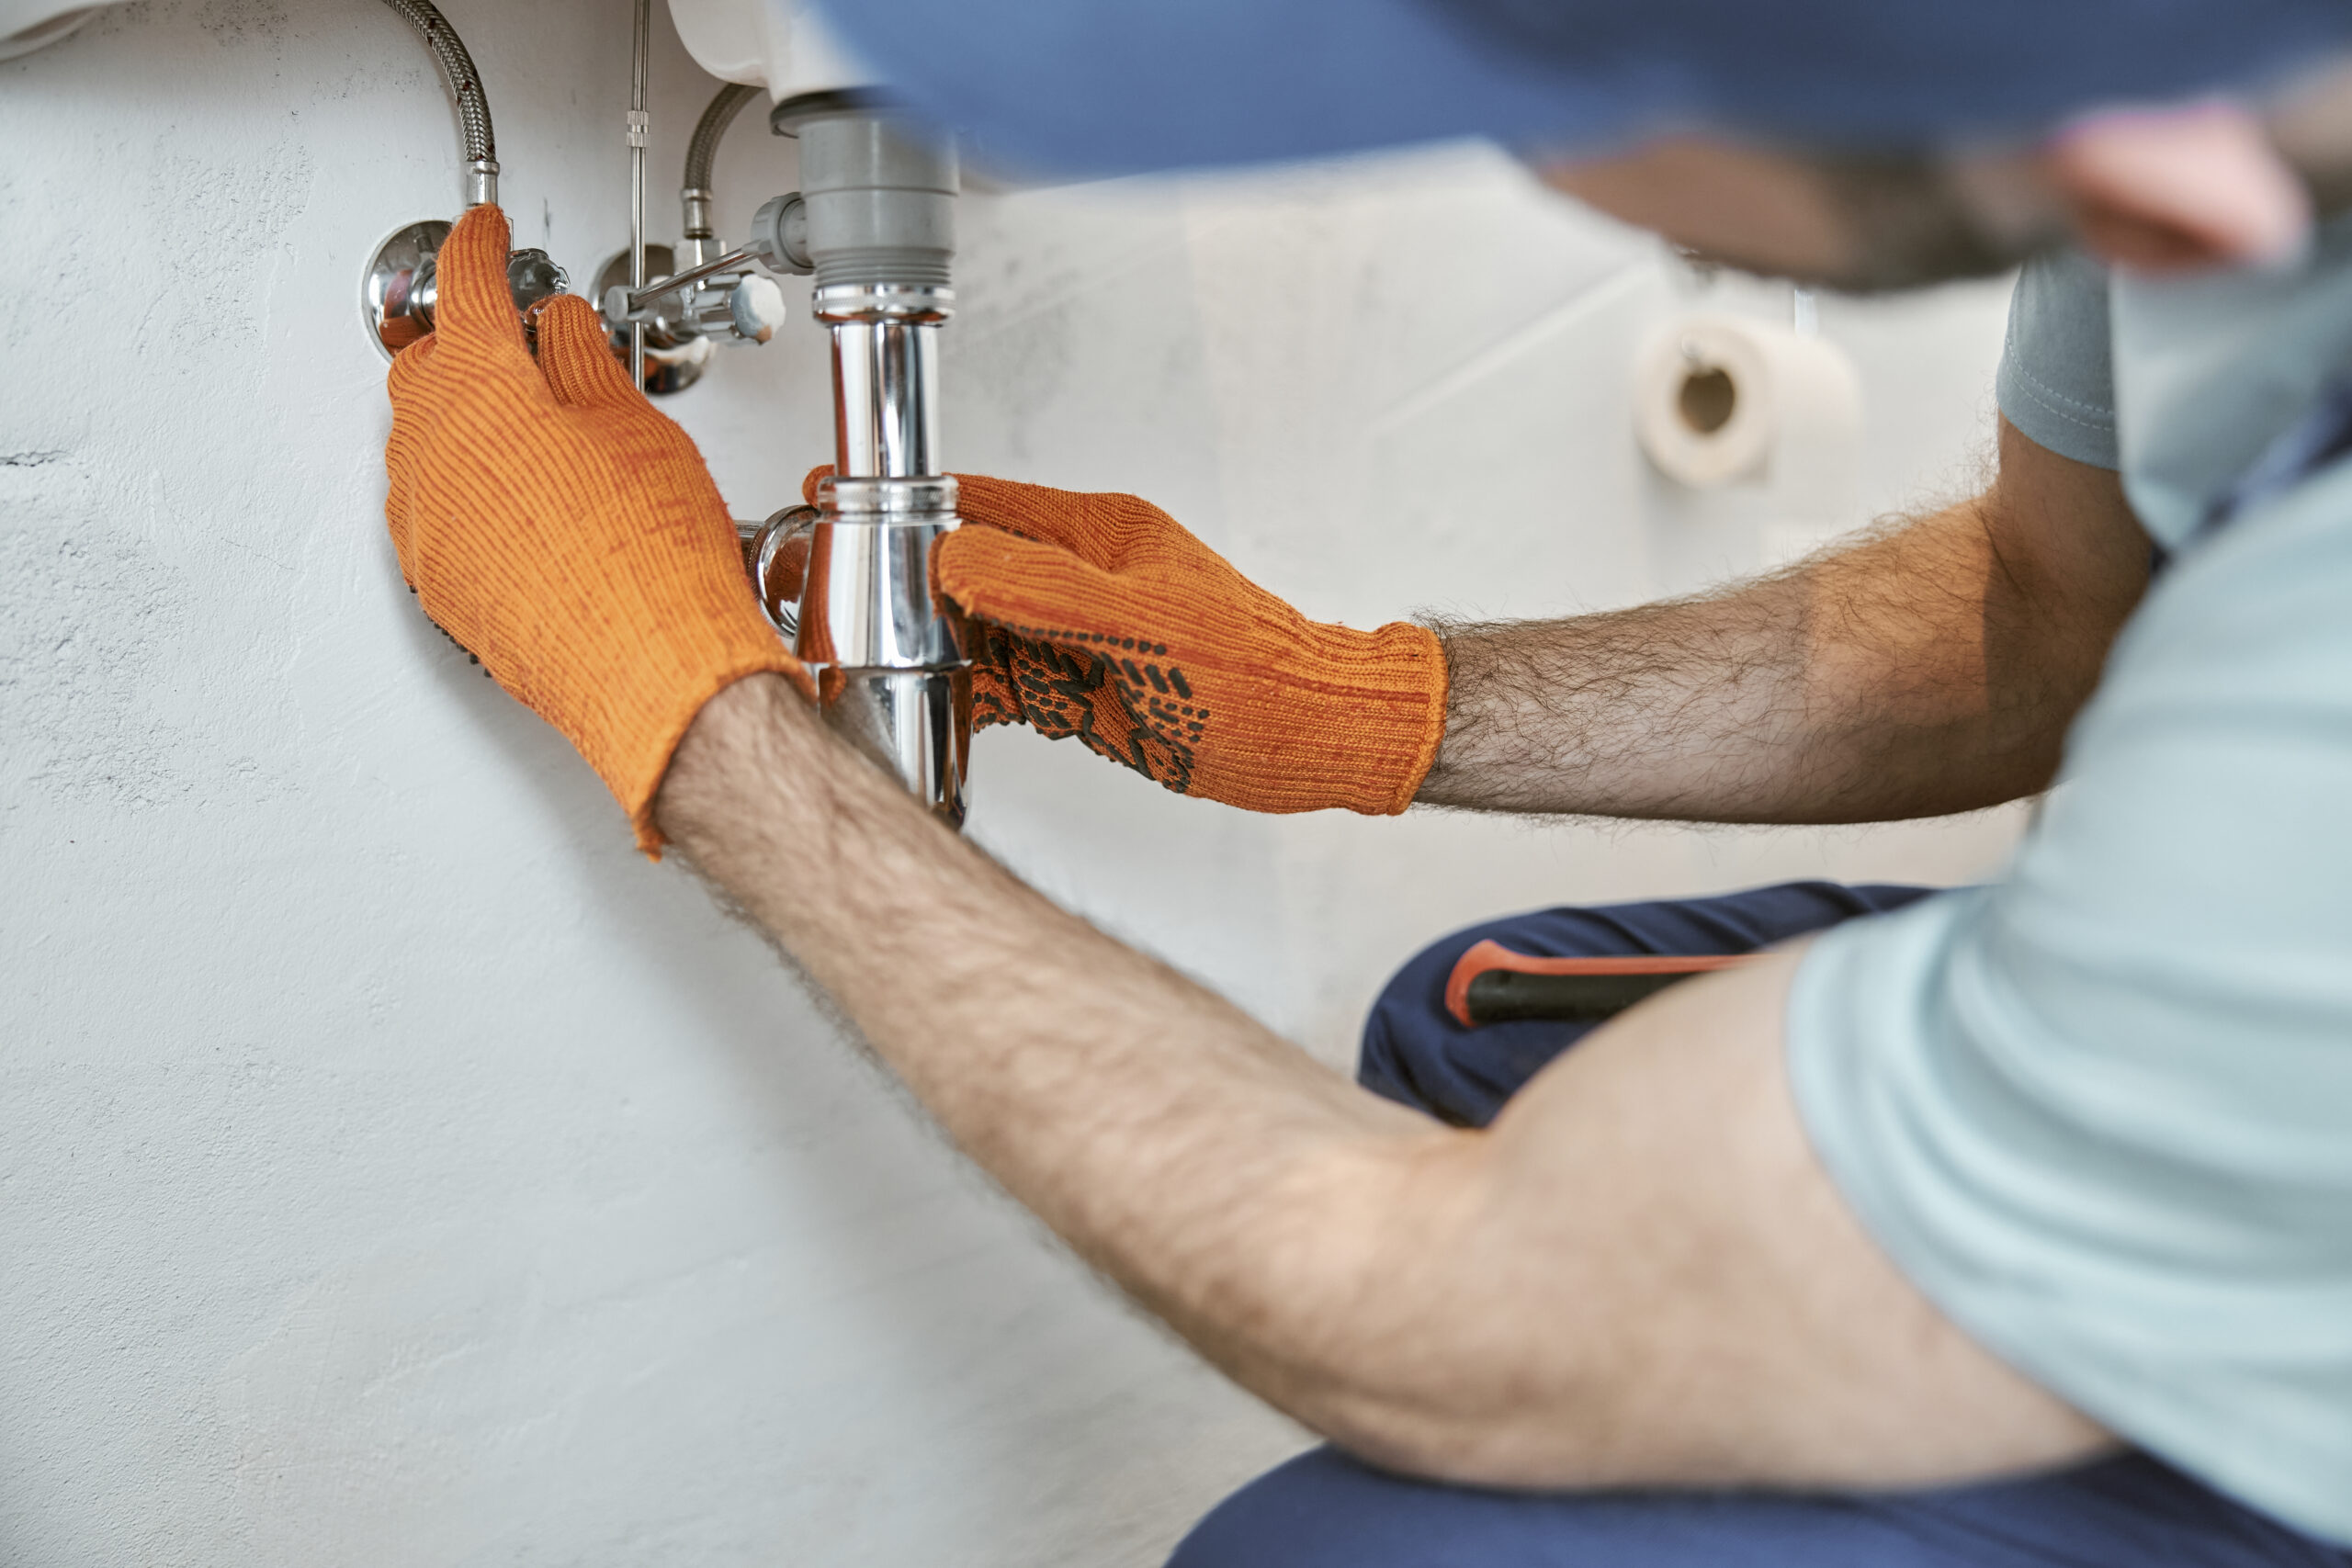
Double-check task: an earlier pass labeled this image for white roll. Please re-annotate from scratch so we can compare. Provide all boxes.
[1633,313,1864,555]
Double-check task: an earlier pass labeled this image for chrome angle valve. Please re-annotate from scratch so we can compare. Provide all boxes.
[594,192,808,394]
[363,221,569,358]
[357,1,574,360]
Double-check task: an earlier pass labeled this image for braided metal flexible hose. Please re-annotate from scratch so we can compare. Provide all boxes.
[685,82,761,195]
[378,0,497,202]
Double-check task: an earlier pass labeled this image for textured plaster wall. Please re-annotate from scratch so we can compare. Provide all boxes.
[1,4,2020,1563]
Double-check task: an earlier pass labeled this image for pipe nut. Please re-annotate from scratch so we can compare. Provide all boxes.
[747,193,814,276]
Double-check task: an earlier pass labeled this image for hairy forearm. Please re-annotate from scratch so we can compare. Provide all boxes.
[1419,425,2147,821]
[1420,507,2001,819]
[652,678,2110,1488]
[653,675,1462,1431]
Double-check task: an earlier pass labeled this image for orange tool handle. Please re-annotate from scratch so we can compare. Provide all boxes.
[1444,940,1756,1028]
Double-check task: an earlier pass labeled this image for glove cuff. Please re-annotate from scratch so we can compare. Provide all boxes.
[1267,618,1449,816]
[562,614,811,858]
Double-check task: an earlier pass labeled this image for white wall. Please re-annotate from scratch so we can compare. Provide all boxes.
[0,4,2022,1562]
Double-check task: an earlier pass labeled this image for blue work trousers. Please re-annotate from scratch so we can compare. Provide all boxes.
[1169,883,2349,1568]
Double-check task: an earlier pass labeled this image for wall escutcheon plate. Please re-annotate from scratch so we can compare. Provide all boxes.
[361,220,452,362]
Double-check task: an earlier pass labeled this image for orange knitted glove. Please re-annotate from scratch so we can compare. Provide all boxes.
[929,474,1447,815]
[385,206,808,854]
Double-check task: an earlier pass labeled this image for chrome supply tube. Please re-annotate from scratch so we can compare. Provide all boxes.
[375,0,498,206]
[627,0,651,388]
[765,96,972,826]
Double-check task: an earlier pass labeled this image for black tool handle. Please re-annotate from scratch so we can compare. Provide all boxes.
[1463,968,1702,1025]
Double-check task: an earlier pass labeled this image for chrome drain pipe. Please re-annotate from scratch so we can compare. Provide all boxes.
[759,96,973,827]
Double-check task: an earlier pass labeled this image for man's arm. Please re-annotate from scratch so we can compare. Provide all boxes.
[655,674,2109,1488]
[1419,417,2149,821]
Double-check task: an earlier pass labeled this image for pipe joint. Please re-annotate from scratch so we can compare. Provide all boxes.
[809,282,952,324]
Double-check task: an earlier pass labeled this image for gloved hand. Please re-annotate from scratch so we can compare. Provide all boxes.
[385,206,808,854]
[927,474,1448,815]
